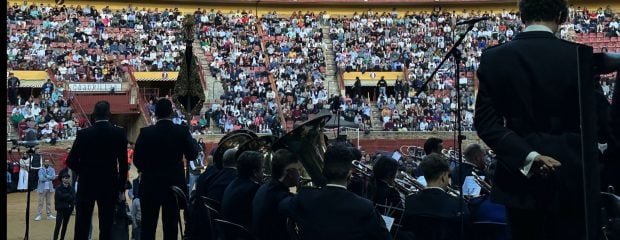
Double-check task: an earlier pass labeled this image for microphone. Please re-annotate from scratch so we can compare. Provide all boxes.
[456,17,490,26]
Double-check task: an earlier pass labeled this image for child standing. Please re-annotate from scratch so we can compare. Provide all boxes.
[53,172,75,240]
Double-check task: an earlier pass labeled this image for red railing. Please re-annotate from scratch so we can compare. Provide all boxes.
[46,68,91,128]
[69,92,92,128]
[127,66,152,125]
[257,21,288,132]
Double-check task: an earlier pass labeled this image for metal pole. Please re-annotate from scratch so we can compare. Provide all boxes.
[185,38,192,193]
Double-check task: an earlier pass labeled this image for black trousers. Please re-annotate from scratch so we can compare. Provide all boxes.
[506,206,585,240]
[74,192,115,240]
[54,208,72,240]
[140,191,179,240]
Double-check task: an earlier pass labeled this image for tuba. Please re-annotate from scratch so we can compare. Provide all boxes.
[272,115,331,187]
[212,129,258,168]
[236,135,277,182]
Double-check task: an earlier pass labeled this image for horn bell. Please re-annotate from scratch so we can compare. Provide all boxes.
[213,130,258,169]
[236,135,278,176]
[272,115,331,187]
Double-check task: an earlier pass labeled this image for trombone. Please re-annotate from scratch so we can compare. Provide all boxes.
[399,145,424,158]
[471,171,492,193]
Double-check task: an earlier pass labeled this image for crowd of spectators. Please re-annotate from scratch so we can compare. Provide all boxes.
[7,2,189,84]
[327,7,617,132]
[195,9,283,135]
[261,11,331,123]
[8,79,88,143]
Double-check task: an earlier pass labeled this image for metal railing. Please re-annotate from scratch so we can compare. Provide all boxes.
[127,66,153,125]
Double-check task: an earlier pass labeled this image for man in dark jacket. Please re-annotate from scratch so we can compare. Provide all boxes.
[252,149,302,240]
[221,151,263,228]
[474,0,601,239]
[68,101,128,240]
[133,98,200,240]
[279,143,391,240]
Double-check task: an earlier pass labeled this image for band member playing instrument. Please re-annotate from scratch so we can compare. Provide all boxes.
[252,149,302,240]
[475,0,604,239]
[279,143,392,240]
[347,147,369,198]
[371,155,403,208]
[414,137,444,177]
[451,144,486,188]
[133,99,200,240]
[200,149,239,204]
[401,153,469,239]
[221,151,264,228]
[423,137,444,155]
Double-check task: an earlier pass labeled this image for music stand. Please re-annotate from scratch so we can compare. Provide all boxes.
[415,21,480,240]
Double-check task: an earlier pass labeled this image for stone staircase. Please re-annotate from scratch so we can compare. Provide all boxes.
[321,26,340,96]
[369,104,384,131]
[7,115,18,141]
[192,41,224,131]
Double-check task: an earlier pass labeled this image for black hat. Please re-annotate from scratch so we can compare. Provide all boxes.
[59,171,70,178]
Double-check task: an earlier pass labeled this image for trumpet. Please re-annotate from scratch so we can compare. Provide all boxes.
[398,171,426,191]
[471,171,492,193]
[352,160,373,178]
[441,149,458,161]
[399,145,424,158]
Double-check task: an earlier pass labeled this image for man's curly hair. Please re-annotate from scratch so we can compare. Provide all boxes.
[519,0,568,24]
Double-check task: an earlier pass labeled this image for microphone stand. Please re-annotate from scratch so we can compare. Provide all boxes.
[415,23,477,240]
[21,146,37,240]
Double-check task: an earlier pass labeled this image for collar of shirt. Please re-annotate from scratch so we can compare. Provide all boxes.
[524,24,554,33]
[425,186,447,192]
[325,183,347,189]
[95,120,109,123]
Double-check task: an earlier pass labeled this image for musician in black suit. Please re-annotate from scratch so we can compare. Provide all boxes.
[279,143,391,240]
[252,149,302,240]
[195,154,219,198]
[401,153,469,239]
[451,144,486,188]
[371,155,402,208]
[474,1,600,239]
[221,151,263,228]
[413,137,444,177]
[202,148,238,205]
[133,98,200,240]
[67,101,128,240]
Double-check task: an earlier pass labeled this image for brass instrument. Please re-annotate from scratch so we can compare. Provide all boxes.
[441,149,459,161]
[272,115,331,187]
[471,171,492,193]
[399,145,425,159]
[352,160,373,178]
[398,171,426,192]
[237,135,277,178]
[213,130,258,168]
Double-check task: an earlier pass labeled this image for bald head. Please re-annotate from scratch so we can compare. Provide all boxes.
[222,148,238,168]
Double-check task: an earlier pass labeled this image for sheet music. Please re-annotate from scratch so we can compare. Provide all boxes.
[416,176,427,187]
[381,215,395,231]
[462,176,484,196]
[391,151,401,161]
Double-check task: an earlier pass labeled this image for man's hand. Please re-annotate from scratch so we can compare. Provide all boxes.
[532,155,562,176]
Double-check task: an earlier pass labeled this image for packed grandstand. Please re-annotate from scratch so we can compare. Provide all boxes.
[6,1,618,143]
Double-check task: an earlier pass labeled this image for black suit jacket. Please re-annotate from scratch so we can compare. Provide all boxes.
[203,167,237,204]
[474,31,598,210]
[279,185,391,240]
[401,188,469,236]
[68,121,128,196]
[133,120,199,199]
[220,177,260,228]
[251,180,293,240]
[194,165,219,198]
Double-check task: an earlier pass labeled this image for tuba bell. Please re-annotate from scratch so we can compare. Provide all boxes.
[213,130,258,169]
[272,115,331,187]
[236,135,278,182]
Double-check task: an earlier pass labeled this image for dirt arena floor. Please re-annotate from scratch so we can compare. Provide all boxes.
[6,167,184,240]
